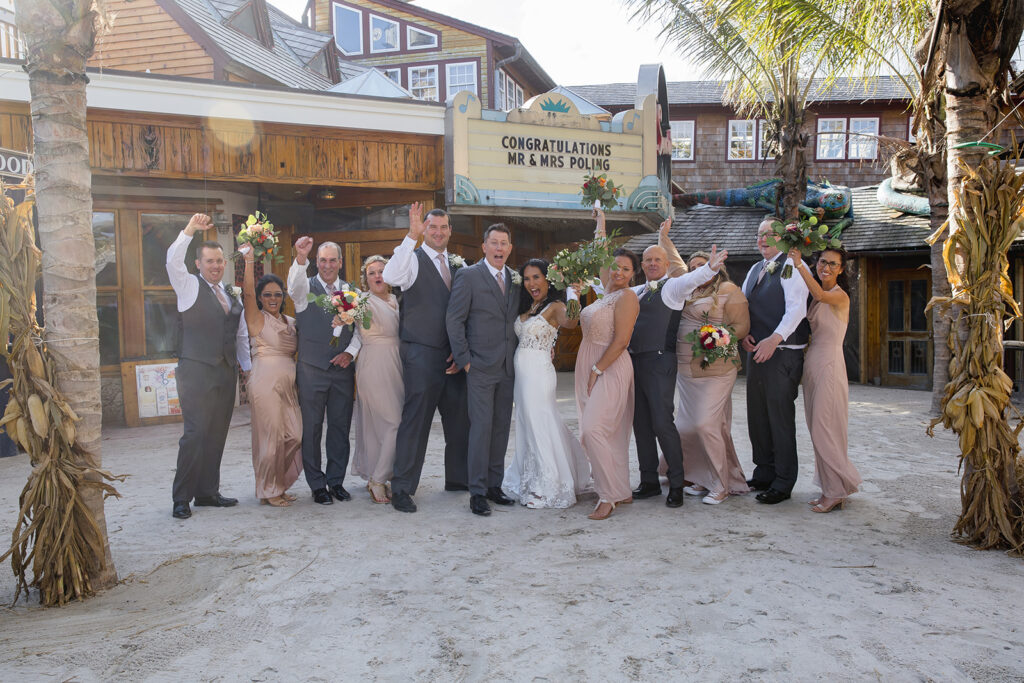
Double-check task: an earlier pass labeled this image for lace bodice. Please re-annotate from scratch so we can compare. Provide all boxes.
[581,289,626,345]
[515,306,558,351]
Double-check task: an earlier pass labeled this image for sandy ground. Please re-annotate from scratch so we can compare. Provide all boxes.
[1,375,1023,682]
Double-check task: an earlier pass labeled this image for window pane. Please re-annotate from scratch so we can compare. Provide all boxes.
[383,68,400,84]
[887,280,905,331]
[910,340,928,375]
[849,118,879,159]
[758,120,772,159]
[817,118,846,159]
[93,211,117,287]
[142,213,200,286]
[888,340,905,374]
[370,15,398,52]
[144,291,181,359]
[728,120,754,160]
[97,292,120,366]
[514,85,523,108]
[495,69,506,109]
[409,66,438,101]
[670,121,694,160]
[333,4,361,55]
[408,26,437,49]
[446,63,476,98]
[909,279,928,331]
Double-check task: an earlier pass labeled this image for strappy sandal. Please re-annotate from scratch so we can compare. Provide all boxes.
[261,496,292,507]
[588,500,618,520]
[367,481,390,504]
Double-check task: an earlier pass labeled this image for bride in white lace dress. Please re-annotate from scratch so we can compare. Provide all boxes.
[502,259,592,508]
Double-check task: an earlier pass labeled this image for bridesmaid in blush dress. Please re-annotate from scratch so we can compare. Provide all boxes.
[350,256,403,504]
[239,244,302,507]
[788,246,861,513]
[575,207,640,521]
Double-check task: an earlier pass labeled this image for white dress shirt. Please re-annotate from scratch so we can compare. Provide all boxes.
[741,255,809,348]
[382,236,450,290]
[286,259,361,358]
[165,230,251,371]
[630,263,716,310]
[483,258,507,286]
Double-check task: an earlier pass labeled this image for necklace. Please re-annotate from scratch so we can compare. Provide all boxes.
[527,300,544,316]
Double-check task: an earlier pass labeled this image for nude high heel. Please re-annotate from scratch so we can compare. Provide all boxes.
[811,498,846,513]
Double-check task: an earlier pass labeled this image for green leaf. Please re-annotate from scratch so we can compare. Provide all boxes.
[247,215,257,226]
[307,293,317,302]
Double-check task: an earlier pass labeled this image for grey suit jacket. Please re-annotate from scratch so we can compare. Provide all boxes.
[446,261,519,377]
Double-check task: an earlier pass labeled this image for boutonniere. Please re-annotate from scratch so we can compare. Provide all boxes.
[225,284,242,299]
[765,261,779,275]
[510,271,522,287]
[448,254,465,271]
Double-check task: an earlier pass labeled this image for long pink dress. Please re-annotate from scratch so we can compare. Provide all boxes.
[248,311,303,499]
[575,288,635,504]
[351,293,403,484]
[803,290,861,498]
[675,282,751,495]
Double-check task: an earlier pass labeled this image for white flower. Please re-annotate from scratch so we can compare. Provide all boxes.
[448,254,465,269]
[511,271,522,286]
[648,279,661,293]
[765,261,779,275]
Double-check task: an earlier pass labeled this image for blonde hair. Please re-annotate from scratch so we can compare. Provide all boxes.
[687,250,732,304]
[361,254,389,291]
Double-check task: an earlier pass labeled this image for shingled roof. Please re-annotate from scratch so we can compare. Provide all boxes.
[568,76,914,108]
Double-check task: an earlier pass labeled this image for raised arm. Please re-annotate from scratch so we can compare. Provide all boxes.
[165,213,209,311]
[660,245,727,309]
[239,244,264,337]
[588,289,639,395]
[382,202,426,289]
[544,298,579,330]
[788,248,847,307]
[658,218,687,277]
[287,235,313,314]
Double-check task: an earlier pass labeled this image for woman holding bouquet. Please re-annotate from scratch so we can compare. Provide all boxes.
[663,232,750,505]
[350,256,403,504]
[239,244,302,507]
[788,246,861,513]
[575,208,640,520]
[502,259,590,509]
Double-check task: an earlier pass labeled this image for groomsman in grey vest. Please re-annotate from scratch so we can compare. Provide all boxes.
[166,214,251,520]
[447,224,519,516]
[383,203,469,513]
[740,218,810,505]
[287,237,361,505]
[629,218,726,507]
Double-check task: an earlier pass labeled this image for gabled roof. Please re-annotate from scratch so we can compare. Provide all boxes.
[568,76,915,108]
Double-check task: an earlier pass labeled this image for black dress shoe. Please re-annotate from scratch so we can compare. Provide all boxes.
[391,491,417,513]
[486,487,514,505]
[755,488,791,504]
[172,502,191,519]
[312,488,333,505]
[444,481,469,492]
[665,487,685,508]
[470,494,491,516]
[193,494,238,507]
[330,485,351,502]
[746,478,772,491]
[632,482,662,499]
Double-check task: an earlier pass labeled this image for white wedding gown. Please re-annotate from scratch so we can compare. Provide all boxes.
[502,308,591,508]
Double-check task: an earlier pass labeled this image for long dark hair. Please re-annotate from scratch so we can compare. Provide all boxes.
[612,247,641,285]
[517,258,565,316]
[255,273,285,310]
[813,247,850,294]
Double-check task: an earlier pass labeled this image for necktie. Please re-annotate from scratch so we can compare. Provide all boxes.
[437,253,451,290]
[496,270,505,295]
[325,280,336,296]
[213,284,230,314]
[755,260,771,286]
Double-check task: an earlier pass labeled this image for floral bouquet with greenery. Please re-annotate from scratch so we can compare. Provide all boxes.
[765,216,841,278]
[546,229,619,318]
[308,287,373,344]
[580,173,623,211]
[236,212,281,262]
[683,311,739,369]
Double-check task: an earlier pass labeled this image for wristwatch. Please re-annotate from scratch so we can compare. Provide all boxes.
[591,364,603,376]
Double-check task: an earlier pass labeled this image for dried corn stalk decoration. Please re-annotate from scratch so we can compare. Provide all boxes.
[0,180,123,605]
[926,154,1024,554]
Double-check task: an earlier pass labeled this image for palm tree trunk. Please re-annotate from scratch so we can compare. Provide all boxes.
[775,94,809,221]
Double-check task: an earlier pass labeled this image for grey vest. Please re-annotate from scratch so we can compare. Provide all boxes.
[296,277,355,370]
[180,275,243,368]
[746,257,810,345]
[398,248,452,350]
[629,283,682,354]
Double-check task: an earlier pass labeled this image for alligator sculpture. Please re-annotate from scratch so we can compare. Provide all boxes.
[876,177,930,216]
[673,178,854,232]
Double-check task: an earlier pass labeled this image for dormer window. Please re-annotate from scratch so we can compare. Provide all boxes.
[224,0,273,49]
[333,2,362,55]
[407,26,438,50]
[369,14,399,53]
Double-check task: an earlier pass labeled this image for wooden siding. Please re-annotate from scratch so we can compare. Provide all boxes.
[91,0,215,79]
[0,106,31,152]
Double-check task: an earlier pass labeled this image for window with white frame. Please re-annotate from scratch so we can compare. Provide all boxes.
[669,121,694,160]
[513,82,524,109]
[332,3,362,55]
[848,117,879,159]
[495,69,506,109]
[816,118,846,159]
[407,25,438,50]
[446,62,477,99]
[383,68,401,85]
[727,120,756,160]
[369,14,399,53]
[495,69,524,110]
[907,115,916,143]
[758,119,772,160]
[409,65,439,101]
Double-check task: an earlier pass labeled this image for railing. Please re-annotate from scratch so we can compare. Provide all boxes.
[1,20,23,60]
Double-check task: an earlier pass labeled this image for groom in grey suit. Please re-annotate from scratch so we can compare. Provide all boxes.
[446,224,519,516]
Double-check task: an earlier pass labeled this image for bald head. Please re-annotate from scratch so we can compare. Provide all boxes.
[642,245,669,282]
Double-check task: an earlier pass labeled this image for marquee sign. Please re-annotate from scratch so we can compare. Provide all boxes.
[0,147,32,180]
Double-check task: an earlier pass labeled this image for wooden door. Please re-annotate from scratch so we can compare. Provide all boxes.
[880,268,932,388]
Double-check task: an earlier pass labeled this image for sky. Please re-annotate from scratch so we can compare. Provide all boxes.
[272,0,703,85]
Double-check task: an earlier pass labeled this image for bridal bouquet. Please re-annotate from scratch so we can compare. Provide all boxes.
[580,173,623,211]
[308,287,373,344]
[547,229,619,317]
[236,212,281,262]
[684,311,739,369]
[765,216,841,278]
